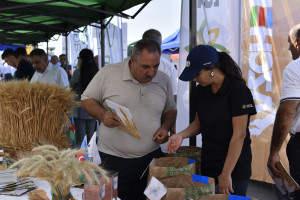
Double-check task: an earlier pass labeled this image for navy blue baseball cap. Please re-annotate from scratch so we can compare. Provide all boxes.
[179,45,219,81]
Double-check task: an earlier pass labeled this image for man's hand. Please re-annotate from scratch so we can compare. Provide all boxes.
[268,151,282,178]
[217,173,234,195]
[152,128,169,144]
[167,134,183,153]
[103,111,122,128]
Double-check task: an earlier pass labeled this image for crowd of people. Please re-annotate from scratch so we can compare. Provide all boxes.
[0,24,300,200]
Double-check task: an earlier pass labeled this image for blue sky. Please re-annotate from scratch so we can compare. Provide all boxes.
[124,0,181,44]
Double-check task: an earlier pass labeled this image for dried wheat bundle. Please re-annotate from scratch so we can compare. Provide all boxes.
[9,145,107,198]
[118,107,141,140]
[0,80,78,150]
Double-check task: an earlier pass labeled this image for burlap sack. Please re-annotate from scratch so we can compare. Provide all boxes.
[164,146,201,175]
[148,157,196,182]
[157,174,215,200]
[199,194,258,200]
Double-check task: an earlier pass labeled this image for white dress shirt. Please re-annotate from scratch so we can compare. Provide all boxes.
[30,62,69,88]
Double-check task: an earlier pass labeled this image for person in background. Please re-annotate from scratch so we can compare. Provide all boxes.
[268,23,300,199]
[1,48,35,80]
[30,49,69,88]
[168,45,256,196]
[70,49,98,146]
[59,54,72,80]
[0,64,15,81]
[142,29,178,102]
[50,55,60,66]
[15,47,30,62]
[81,39,176,200]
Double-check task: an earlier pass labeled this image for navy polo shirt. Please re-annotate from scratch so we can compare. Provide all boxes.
[193,76,256,181]
[15,59,35,80]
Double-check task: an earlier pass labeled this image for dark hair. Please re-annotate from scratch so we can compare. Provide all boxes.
[1,48,15,59]
[30,49,47,58]
[59,54,66,58]
[79,49,98,93]
[15,47,27,58]
[211,52,245,84]
[132,38,161,61]
[142,29,162,46]
[51,55,58,60]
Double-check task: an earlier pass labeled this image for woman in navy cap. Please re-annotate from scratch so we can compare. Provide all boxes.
[168,45,256,196]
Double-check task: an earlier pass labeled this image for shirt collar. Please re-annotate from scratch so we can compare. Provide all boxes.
[216,76,230,95]
[40,62,52,74]
[122,61,160,84]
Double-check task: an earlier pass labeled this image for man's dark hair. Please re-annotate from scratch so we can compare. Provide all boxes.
[51,55,58,60]
[30,49,47,58]
[132,39,161,61]
[59,54,66,58]
[1,48,15,59]
[142,29,162,46]
[15,47,27,58]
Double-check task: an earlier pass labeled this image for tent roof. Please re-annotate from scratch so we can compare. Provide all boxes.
[0,0,150,45]
[161,28,179,53]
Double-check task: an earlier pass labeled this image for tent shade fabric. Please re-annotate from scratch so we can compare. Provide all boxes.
[0,44,25,50]
[0,0,150,45]
[161,29,180,53]
[127,28,180,56]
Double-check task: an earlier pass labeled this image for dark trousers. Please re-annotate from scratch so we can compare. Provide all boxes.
[99,148,163,200]
[74,119,96,146]
[215,179,249,196]
[287,134,300,200]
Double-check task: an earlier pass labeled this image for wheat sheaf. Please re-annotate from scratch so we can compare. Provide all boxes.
[118,108,141,140]
[9,145,107,198]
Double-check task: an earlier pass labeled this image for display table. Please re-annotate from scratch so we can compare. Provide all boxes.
[2,179,84,200]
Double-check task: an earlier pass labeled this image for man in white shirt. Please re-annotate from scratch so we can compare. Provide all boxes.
[142,29,178,101]
[268,24,300,199]
[30,49,69,88]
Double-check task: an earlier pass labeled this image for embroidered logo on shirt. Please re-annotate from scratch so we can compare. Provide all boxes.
[242,104,253,109]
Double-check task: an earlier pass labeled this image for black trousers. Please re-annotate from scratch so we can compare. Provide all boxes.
[99,148,163,200]
[287,134,300,200]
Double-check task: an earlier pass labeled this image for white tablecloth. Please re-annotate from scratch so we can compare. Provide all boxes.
[2,179,83,200]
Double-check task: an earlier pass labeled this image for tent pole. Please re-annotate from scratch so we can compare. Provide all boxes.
[46,40,49,55]
[189,0,197,147]
[101,18,105,68]
[65,34,68,64]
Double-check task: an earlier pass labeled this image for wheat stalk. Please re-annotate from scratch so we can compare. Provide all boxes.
[118,108,141,140]
[9,145,107,197]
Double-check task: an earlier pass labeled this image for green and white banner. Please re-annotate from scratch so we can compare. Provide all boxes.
[67,17,124,72]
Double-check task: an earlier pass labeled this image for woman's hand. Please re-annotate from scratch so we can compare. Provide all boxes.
[217,173,234,195]
[167,134,183,153]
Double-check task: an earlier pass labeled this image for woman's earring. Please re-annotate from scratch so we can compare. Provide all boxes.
[210,71,215,77]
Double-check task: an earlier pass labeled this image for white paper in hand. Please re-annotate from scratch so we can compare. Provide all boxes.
[144,176,167,200]
[267,161,300,195]
[105,100,133,124]
[105,99,141,140]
